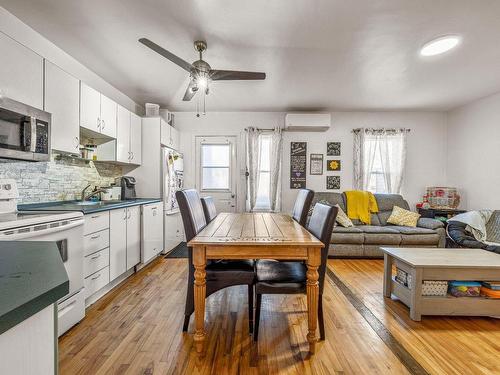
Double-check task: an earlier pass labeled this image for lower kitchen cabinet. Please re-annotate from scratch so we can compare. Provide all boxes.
[141,202,164,264]
[109,208,127,280]
[126,206,141,270]
[109,206,141,281]
[84,266,110,298]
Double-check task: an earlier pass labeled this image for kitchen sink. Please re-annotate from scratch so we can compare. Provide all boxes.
[74,201,103,206]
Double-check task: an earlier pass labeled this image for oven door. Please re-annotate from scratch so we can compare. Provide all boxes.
[0,218,84,298]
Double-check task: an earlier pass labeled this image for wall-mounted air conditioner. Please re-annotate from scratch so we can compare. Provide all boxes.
[284,113,331,132]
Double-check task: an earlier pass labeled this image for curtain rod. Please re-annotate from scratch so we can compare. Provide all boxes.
[351,128,411,133]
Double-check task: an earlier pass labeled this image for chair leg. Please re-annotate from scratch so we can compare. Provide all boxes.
[318,294,325,341]
[248,284,254,334]
[182,272,194,332]
[254,293,262,341]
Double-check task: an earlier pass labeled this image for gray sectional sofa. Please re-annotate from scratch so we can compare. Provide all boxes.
[309,192,446,258]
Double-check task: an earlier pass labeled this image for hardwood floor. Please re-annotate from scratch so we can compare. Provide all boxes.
[59,258,500,374]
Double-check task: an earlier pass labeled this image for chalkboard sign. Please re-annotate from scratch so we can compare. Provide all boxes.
[290,142,307,189]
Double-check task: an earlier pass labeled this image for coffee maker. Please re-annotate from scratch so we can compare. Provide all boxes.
[120,176,137,200]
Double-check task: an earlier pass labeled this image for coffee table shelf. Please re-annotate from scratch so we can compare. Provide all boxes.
[382,248,500,321]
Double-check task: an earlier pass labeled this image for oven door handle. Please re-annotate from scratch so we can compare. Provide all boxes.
[0,219,84,240]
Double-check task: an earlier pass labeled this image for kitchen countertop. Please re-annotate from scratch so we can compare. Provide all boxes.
[18,198,162,214]
[0,241,69,335]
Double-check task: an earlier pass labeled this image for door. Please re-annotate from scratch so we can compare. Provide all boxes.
[99,94,117,138]
[126,206,141,270]
[0,33,43,109]
[80,82,101,133]
[109,208,127,281]
[130,112,142,164]
[195,136,237,212]
[116,105,130,163]
[44,61,80,154]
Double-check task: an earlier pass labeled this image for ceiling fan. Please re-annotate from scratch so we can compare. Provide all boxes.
[139,38,266,102]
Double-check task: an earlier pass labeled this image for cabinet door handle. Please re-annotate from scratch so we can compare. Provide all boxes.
[90,234,100,240]
[90,215,100,219]
[101,119,105,130]
[127,210,131,219]
[130,151,134,160]
[90,253,101,260]
[74,137,79,149]
[97,117,101,130]
[91,273,101,281]
[123,209,127,220]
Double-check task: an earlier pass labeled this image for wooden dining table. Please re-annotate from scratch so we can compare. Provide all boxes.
[187,212,324,355]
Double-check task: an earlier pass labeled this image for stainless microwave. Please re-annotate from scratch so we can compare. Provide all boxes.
[0,97,51,161]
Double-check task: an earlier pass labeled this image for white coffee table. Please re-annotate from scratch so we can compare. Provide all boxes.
[381,247,500,321]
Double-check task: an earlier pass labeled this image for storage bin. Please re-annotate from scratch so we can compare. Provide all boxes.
[449,281,481,297]
[480,286,500,299]
[145,103,160,117]
[396,268,447,295]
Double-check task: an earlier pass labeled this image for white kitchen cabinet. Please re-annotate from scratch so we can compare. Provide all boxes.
[80,82,101,133]
[80,82,117,138]
[164,212,184,253]
[141,202,164,264]
[44,61,80,154]
[160,118,170,146]
[170,126,180,150]
[109,208,127,281]
[116,105,131,163]
[0,32,43,109]
[126,206,141,270]
[130,113,142,165]
[100,94,117,138]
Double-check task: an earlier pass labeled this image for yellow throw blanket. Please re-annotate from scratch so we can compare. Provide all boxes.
[345,190,379,225]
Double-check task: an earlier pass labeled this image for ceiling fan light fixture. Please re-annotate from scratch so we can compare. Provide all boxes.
[420,35,461,56]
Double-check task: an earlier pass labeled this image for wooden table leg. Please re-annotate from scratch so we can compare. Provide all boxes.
[410,267,423,321]
[383,254,393,298]
[193,246,207,355]
[306,247,321,354]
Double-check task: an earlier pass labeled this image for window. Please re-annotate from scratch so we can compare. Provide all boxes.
[366,139,387,194]
[200,143,230,190]
[254,134,272,211]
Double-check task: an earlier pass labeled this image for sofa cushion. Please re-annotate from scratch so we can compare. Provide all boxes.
[311,192,346,212]
[373,194,410,225]
[331,226,364,244]
[387,206,420,227]
[417,217,444,230]
[358,225,401,245]
[387,225,436,235]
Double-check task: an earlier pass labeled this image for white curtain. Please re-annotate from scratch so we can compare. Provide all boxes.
[269,127,282,212]
[245,127,261,212]
[353,128,408,194]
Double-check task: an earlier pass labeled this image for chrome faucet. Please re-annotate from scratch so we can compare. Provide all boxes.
[81,184,107,201]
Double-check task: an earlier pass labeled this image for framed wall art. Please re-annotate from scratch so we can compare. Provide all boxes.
[290,142,307,189]
[327,142,341,156]
[326,176,341,190]
[310,154,323,175]
[327,159,341,171]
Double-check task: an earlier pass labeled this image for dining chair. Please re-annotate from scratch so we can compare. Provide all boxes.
[291,189,314,226]
[176,189,256,333]
[253,202,338,341]
[200,196,217,223]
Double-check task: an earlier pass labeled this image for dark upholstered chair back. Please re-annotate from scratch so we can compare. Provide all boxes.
[306,202,338,294]
[292,189,314,226]
[200,196,217,223]
[176,189,207,243]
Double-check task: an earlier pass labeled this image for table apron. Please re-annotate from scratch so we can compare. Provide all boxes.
[192,245,321,260]
[422,268,500,280]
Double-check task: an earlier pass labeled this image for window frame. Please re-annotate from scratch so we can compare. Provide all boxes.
[199,142,232,192]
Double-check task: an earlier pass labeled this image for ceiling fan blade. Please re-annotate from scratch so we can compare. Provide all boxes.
[182,80,198,101]
[139,38,193,72]
[210,70,266,81]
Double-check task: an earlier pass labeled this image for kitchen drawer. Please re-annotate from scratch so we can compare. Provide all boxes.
[57,289,85,336]
[84,211,109,235]
[83,247,109,278]
[84,229,109,256]
[84,267,110,298]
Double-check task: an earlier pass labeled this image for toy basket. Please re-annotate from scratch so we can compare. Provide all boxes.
[396,268,448,296]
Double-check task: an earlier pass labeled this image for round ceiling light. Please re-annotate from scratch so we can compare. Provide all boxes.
[420,35,461,56]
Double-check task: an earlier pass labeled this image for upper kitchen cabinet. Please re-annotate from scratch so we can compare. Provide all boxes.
[80,83,101,133]
[100,94,117,138]
[44,61,80,155]
[80,82,117,138]
[116,105,131,163]
[0,32,43,109]
[129,113,142,165]
[160,118,180,151]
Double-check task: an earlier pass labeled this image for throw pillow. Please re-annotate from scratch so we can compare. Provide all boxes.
[334,204,354,227]
[387,206,420,227]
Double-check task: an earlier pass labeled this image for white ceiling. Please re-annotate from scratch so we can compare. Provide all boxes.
[2,0,500,112]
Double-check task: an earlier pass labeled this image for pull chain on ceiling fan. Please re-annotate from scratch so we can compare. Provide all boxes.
[138,38,266,113]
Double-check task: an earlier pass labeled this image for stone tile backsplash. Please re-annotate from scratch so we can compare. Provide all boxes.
[0,154,123,203]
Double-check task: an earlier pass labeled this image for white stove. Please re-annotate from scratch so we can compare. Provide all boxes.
[0,179,85,336]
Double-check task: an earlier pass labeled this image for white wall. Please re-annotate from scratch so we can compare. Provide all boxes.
[0,7,142,114]
[175,111,447,213]
[446,92,500,209]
